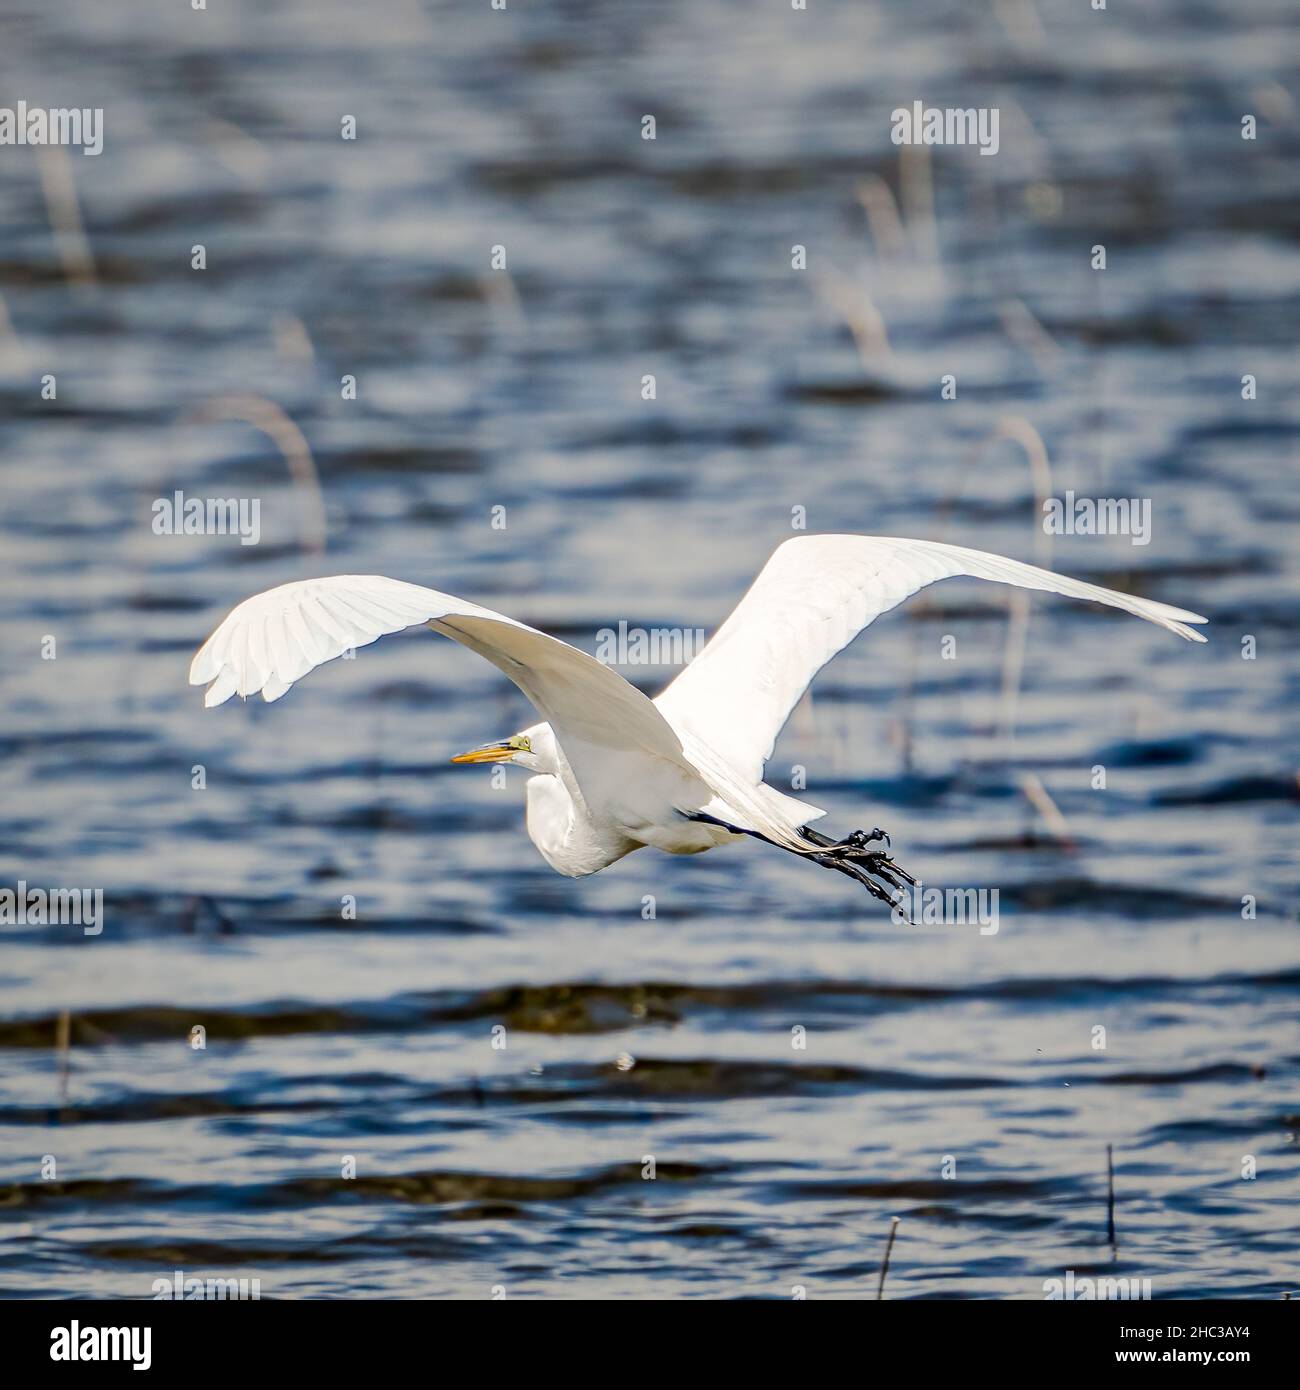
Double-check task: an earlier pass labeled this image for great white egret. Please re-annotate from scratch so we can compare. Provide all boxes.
[189,534,1206,903]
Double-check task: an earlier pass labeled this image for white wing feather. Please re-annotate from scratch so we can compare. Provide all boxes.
[655,534,1208,783]
[188,574,821,851]
[189,574,691,767]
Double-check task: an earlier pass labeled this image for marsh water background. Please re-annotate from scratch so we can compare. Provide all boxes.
[1,0,1298,1298]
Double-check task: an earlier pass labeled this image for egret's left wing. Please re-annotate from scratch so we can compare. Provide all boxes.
[189,575,688,764]
[655,534,1208,784]
[188,574,819,851]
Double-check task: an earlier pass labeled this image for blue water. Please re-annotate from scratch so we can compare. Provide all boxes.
[1,0,1298,1298]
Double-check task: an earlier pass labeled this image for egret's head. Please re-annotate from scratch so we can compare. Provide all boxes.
[450,731,546,773]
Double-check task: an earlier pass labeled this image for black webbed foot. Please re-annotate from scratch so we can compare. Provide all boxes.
[800,824,890,854]
[808,850,900,907]
[798,823,917,908]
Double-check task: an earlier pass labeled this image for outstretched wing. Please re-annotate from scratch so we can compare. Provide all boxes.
[654,534,1208,783]
[189,574,690,768]
[189,574,826,852]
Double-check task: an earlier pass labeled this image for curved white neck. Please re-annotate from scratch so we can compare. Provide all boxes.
[524,774,634,877]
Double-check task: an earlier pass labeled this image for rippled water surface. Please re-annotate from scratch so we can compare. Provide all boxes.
[1,0,1298,1298]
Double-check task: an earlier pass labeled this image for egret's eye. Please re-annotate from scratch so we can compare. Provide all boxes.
[514,735,532,753]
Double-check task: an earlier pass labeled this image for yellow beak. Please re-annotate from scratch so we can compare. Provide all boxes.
[450,741,517,765]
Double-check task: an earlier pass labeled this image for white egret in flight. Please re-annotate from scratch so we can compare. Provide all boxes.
[190,534,1206,904]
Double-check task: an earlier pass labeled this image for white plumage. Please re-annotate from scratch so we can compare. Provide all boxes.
[189,534,1207,885]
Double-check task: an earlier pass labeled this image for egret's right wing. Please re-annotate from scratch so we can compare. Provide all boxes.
[655,534,1207,784]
